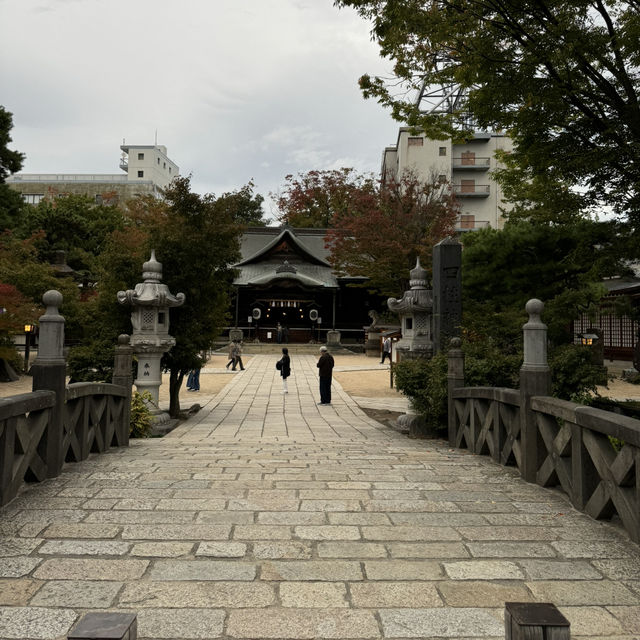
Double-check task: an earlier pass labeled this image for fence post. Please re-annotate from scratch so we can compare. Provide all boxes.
[447,337,465,446]
[31,290,66,479]
[111,334,133,447]
[519,299,551,483]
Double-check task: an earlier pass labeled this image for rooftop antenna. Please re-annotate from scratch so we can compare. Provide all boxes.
[154,129,158,146]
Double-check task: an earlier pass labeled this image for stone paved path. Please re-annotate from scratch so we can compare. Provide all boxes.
[0,355,639,639]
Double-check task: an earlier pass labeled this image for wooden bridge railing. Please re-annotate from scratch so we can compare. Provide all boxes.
[448,299,640,543]
[0,291,133,507]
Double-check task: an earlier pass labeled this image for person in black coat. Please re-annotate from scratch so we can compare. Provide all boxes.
[277,347,291,393]
[317,345,334,404]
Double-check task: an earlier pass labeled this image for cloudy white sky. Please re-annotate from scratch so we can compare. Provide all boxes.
[1,0,400,219]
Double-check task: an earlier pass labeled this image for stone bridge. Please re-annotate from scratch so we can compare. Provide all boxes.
[0,352,638,639]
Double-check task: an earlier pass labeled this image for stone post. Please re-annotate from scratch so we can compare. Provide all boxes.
[31,290,66,478]
[519,299,551,483]
[111,334,133,447]
[447,337,465,446]
[433,237,462,354]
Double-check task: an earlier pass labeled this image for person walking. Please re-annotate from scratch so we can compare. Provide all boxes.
[380,336,392,364]
[225,341,235,370]
[317,345,334,405]
[276,347,291,393]
[232,340,245,371]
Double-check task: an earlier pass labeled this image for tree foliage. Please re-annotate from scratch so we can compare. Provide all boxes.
[327,170,459,297]
[0,106,25,230]
[336,0,640,220]
[273,168,378,228]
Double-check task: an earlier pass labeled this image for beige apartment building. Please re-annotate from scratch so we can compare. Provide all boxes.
[7,143,179,205]
[381,128,513,231]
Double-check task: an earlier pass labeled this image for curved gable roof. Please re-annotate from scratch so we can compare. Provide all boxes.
[235,227,330,268]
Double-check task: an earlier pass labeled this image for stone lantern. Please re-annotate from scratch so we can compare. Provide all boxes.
[387,257,433,361]
[117,251,185,407]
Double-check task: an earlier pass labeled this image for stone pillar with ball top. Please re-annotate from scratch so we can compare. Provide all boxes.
[117,251,185,424]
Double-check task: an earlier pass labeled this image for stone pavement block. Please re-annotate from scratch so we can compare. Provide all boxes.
[156,498,226,510]
[362,525,460,541]
[0,537,42,556]
[466,542,556,558]
[300,499,362,511]
[196,510,254,524]
[444,560,524,580]
[85,510,196,524]
[364,560,442,580]
[350,581,442,608]
[30,579,122,607]
[234,525,292,540]
[118,580,275,608]
[527,580,639,605]
[33,558,148,581]
[42,523,121,538]
[0,579,42,605]
[196,541,247,557]
[606,605,640,633]
[388,512,485,526]
[150,559,256,581]
[136,608,225,639]
[552,540,637,558]
[387,542,468,558]
[519,559,603,580]
[121,524,231,540]
[592,558,640,580]
[38,540,131,556]
[0,606,77,640]
[457,526,559,540]
[328,512,390,525]
[0,557,42,577]
[295,525,361,540]
[379,607,503,637]
[257,511,326,525]
[317,542,387,558]
[438,580,534,607]
[228,497,300,511]
[130,542,194,557]
[299,489,370,500]
[252,541,313,559]
[226,608,380,638]
[364,499,459,512]
[280,582,349,607]
[261,560,363,581]
[558,605,626,635]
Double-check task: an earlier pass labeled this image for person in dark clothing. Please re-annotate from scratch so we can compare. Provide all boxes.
[276,347,291,393]
[316,345,334,405]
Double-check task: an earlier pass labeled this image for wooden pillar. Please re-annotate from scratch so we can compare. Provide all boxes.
[447,337,465,446]
[519,299,552,483]
[31,290,66,479]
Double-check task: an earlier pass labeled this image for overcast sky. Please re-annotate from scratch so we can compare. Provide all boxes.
[1,0,399,220]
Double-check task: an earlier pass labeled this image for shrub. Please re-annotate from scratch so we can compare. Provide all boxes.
[130,391,153,438]
[548,343,607,403]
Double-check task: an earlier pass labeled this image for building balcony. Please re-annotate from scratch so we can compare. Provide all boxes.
[453,184,490,197]
[452,157,490,170]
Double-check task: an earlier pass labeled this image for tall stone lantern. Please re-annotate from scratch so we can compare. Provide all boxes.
[117,251,185,407]
[387,258,433,361]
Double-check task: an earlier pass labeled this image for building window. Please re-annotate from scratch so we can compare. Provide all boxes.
[438,174,447,183]
[138,153,144,160]
[137,170,144,178]
[439,147,447,156]
[157,158,160,164]
[461,179,475,193]
[408,137,423,147]
[22,194,44,205]
[460,214,476,229]
[95,194,103,205]
[169,167,172,174]
[163,162,166,169]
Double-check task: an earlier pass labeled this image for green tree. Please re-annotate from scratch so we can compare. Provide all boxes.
[335,0,640,221]
[216,181,266,226]
[148,176,243,417]
[0,106,26,230]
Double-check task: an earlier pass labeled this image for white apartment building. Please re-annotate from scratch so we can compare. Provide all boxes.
[7,143,179,205]
[381,128,513,231]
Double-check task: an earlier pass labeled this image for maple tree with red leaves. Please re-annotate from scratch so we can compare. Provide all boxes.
[327,170,459,297]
